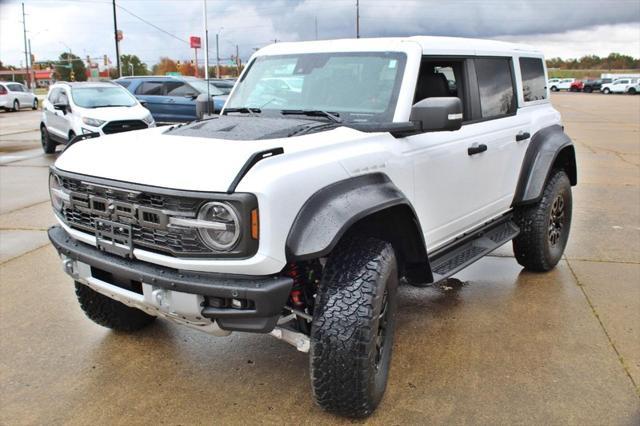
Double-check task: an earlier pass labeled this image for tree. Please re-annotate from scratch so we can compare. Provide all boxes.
[120,54,149,76]
[152,57,178,75]
[56,52,87,81]
[178,61,197,76]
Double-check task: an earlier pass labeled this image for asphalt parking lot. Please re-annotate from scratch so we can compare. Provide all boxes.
[0,93,639,425]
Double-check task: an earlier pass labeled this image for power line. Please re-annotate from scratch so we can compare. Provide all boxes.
[115,3,189,45]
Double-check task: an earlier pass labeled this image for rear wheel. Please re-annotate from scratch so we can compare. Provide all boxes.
[310,237,398,418]
[75,282,156,331]
[40,126,56,154]
[32,99,38,110]
[628,88,637,95]
[12,99,19,111]
[513,170,572,272]
[603,88,611,94]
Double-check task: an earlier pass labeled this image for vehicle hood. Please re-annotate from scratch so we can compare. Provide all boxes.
[78,104,151,121]
[54,117,373,192]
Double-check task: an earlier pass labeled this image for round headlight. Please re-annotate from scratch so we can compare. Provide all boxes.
[197,202,240,250]
[49,174,64,211]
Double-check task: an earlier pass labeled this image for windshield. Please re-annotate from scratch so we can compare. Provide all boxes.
[187,80,224,96]
[71,86,138,108]
[226,52,406,123]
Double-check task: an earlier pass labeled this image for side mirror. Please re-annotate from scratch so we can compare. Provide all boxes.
[409,97,463,132]
[53,103,70,114]
[139,100,148,107]
[185,93,198,100]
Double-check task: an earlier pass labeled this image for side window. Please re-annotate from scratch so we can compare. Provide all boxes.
[117,80,131,89]
[58,90,69,105]
[8,84,21,92]
[164,82,195,96]
[135,81,164,95]
[519,57,547,102]
[48,88,61,103]
[475,58,515,118]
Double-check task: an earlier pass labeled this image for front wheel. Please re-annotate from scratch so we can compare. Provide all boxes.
[310,237,398,418]
[584,86,593,93]
[513,170,572,271]
[550,86,558,92]
[12,100,19,111]
[41,126,56,154]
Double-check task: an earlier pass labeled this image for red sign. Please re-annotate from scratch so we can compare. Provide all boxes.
[190,36,201,49]
[116,30,123,41]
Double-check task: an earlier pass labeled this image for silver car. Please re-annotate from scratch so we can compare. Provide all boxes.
[0,82,38,111]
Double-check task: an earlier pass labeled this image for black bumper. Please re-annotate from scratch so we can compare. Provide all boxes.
[48,226,292,333]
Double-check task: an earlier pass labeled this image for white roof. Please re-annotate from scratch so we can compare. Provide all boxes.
[258,36,542,58]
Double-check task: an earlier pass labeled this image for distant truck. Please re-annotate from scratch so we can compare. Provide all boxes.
[582,78,612,93]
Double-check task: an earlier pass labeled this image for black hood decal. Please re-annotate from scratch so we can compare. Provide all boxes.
[165,115,338,141]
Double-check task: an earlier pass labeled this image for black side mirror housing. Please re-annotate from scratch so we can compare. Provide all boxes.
[53,103,69,113]
[139,100,148,107]
[409,97,463,132]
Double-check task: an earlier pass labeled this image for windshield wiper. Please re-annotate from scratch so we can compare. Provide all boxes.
[90,104,131,108]
[223,107,261,116]
[280,109,341,123]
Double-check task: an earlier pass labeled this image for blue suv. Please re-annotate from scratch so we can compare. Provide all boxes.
[115,76,227,123]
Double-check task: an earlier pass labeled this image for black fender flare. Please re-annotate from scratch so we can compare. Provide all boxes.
[286,173,430,274]
[512,124,577,206]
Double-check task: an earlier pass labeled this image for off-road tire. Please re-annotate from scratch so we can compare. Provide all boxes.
[12,100,19,111]
[75,282,156,331]
[310,237,398,418]
[41,126,56,154]
[513,170,572,272]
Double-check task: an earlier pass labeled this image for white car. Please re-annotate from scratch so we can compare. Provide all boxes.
[548,78,574,91]
[0,82,38,111]
[40,81,155,153]
[48,36,576,418]
[601,78,638,94]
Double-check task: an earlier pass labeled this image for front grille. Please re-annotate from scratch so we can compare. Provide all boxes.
[59,176,213,256]
[102,120,148,134]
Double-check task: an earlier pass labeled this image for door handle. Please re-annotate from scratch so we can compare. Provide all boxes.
[516,131,530,142]
[468,143,487,156]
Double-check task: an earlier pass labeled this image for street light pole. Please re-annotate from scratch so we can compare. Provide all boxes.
[216,32,220,79]
[112,0,121,78]
[356,0,360,38]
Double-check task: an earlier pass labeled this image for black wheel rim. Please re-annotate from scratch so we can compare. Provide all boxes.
[548,194,565,246]
[375,289,389,369]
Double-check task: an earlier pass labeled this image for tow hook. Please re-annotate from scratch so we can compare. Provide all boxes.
[62,258,78,279]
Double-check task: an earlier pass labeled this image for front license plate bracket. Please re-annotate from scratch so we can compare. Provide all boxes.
[95,219,133,258]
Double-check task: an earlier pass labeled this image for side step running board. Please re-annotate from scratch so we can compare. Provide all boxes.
[428,217,520,284]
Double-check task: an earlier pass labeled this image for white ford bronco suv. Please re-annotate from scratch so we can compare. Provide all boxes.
[48,36,576,418]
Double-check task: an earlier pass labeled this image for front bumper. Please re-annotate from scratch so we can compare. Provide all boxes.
[49,226,292,333]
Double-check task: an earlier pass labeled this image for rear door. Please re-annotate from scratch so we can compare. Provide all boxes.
[162,81,198,122]
[133,80,166,121]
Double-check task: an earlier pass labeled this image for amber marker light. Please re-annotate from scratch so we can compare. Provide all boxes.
[251,209,259,240]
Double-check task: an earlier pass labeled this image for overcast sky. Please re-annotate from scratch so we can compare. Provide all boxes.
[1,0,639,68]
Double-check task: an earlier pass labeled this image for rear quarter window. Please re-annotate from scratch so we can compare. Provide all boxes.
[519,57,547,102]
[135,81,164,95]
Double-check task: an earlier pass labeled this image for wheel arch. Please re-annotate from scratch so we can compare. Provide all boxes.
[285,173,432,283]
[512,124,577,206]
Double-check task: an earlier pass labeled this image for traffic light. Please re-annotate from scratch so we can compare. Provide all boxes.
[70,71,75,81]
[104,55,108,66]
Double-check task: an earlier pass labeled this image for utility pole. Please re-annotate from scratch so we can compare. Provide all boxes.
[21,3,30,89]
[315,16,318,40]
[356,0,360,39]
[235,44,240,76]
[203,0,211,115]
[112,0,121,78]
[215,33,220,79]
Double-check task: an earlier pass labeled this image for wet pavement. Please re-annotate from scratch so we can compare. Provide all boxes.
[0,94,639,424]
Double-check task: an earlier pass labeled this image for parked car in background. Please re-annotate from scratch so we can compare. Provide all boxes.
[0,82,38,111]
[40,81,155,153]
[582,78,612,93]
[601,78,638,94]
[548,78,575,91]
[569,80,584,92]
[116,76,227,123]
[208,78,235,95]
